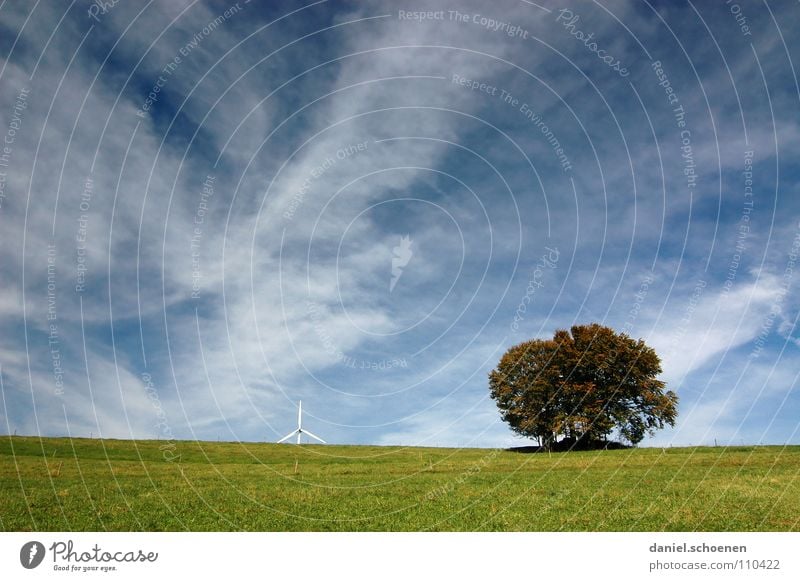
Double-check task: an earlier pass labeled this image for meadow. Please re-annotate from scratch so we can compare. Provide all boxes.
[1,436,798,531]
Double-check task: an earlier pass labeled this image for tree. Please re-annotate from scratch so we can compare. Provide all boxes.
[488,323,678,450]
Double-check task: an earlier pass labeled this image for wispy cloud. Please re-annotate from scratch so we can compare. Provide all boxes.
[1,0,799,448]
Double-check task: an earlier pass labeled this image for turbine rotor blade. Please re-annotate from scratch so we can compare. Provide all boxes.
[277,430,298,444]
[298,401,302,429]
[302,430,326,444]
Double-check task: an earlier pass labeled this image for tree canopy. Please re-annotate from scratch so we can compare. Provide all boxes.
[489,323,678,450]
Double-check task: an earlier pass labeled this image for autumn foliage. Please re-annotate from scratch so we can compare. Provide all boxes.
[489,323,678,450]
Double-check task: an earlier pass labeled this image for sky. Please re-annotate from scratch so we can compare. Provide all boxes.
[0,0,799,449]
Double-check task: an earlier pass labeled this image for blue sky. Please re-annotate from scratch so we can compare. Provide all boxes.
[1,0,799,448]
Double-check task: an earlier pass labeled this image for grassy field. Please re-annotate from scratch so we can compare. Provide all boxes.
[1,436,798,531]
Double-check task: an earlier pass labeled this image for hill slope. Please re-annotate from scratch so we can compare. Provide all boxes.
[1,436,798,531]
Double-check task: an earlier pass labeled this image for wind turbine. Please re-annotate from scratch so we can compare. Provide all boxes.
[277,401,326,444]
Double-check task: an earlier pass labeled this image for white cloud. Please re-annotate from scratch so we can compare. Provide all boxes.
[1,0,799,448]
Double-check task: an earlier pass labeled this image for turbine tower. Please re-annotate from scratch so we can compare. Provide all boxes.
[277,401,326,444]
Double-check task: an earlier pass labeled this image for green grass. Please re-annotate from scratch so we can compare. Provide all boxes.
[1,436,798,531]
